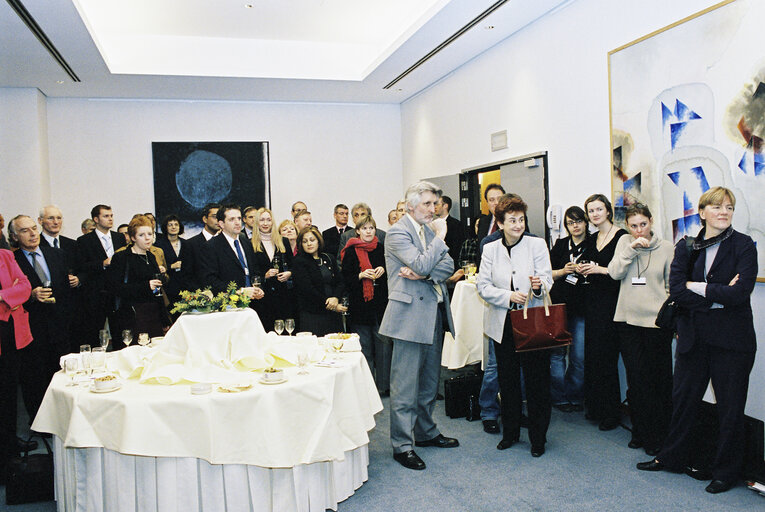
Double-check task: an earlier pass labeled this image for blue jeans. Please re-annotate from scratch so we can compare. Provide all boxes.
[550,314,585,405]
[479,340,500,420]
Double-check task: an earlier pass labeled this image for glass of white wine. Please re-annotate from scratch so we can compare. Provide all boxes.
[122,329,133,348]
[285,318,295,336]
[274,319,284,336]
[138,332,150,347]
[65,358,78,386]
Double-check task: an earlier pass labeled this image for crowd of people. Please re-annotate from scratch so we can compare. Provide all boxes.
[0,183,757,494]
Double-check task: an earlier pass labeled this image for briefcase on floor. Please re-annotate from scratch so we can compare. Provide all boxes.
[5,436,54,505]
[444,372,483,419]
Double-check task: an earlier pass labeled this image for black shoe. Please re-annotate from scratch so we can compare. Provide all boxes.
[393,450,426,470]
[553,403,571,412]
[531,445,545,457]
[16,436,38,452]
[568,403,584,412]
[497,437,518,450]
[482,419,500,434]
[684,466,713,481]
[628,437,643,449]
[415,434,459,448]
[379,389,390,398]
[705,479,734,494]
[436,393,444,401]
[598,417,620,431]
[636,459,664,471]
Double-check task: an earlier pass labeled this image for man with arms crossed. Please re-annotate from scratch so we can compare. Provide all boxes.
[379,181,458,470]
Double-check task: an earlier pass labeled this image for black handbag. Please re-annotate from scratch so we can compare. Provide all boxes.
[5,436,54,505]
[654,236,695,331]
[444,371,483,419]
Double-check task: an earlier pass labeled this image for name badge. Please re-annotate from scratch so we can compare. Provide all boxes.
[244,268,250,276]
[565,274,579,285]
[631,277,646,286]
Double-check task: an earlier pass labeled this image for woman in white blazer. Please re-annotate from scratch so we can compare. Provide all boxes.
[477,196,553,457]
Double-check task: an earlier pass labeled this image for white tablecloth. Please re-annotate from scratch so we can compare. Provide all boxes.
[442,280,487,369]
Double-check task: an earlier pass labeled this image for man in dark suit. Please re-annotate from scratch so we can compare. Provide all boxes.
[9,215,75,418]
[476,183,505,242]
[321,204,349,259]
[435,196,465,269]
[201,204,265,304]
[76,204,126,346]
[242,206,257,239]
[184,203,221,291]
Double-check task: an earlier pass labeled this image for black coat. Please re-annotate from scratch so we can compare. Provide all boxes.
[154,236,193,300]
[670,229,757,354]
[251,238,294,330]
[76,229,126,314]
[443,215,465,271]
[321,226,349,262]
[292,252,344,315]
[341,242,388,325]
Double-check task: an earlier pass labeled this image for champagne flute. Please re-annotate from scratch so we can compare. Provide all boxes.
[274,319,285,336]
[80,346,92,379]
[331,338,344,354]
[65,358,78,386]
[341,296,349,316]
[138,332,150,347]
[122,329,133,348]
[99,329,111,350]
[285,318,295,336]
[297,350,309,375]
[579,259,591,284]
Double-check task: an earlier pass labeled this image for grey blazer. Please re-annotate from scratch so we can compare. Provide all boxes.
[476,234,553,343]
[379,216,455,344]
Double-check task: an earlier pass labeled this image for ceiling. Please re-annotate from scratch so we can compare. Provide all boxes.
[0,0,573,104]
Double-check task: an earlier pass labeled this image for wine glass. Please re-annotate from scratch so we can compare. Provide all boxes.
[272,254,281,272]
[153,273,163,295]
[274,319,285,336]
[138,332,150,347]
[341,297,350,316]
[252,275,261,288]
[65,358,78,386]
[285,318,295,336]
[99,329,111,350]
[122,329,133,348]
[297,350,309,375]
[331,338,344,353]
[578,259,591,284]
[91,347,106,374]
[42,279,54,303]
[80,346,92,378]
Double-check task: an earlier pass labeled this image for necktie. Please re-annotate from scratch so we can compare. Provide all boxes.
[490,220,498,234]
[31,252,50,284]
[54,238,59,249]
[102,235,113,257]
[418,226,443,302]
[234,239,252,287]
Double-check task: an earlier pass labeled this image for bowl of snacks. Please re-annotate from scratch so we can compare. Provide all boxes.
[262,367,284,383]
[93,374,119,391]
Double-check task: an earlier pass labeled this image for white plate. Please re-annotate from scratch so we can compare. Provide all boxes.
[90,382,122,393]
[259,377,287,385]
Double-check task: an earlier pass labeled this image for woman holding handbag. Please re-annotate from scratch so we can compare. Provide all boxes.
[476,195,553,457]
[607,203,674,455]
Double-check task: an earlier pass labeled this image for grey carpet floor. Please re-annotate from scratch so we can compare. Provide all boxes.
[3,396,762,511]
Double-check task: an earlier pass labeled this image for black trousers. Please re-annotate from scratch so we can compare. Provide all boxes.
[658,341,755,482]
[584,318,621,422]
[0,318,19,478]
[494,312,551,449]
[617,323,673,450]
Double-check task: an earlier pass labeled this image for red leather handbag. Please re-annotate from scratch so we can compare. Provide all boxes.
[510,283,572,352]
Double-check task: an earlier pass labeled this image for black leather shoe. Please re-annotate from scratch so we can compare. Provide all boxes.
[393,450,425,470]
[531,445,545,457]
[482,419,500,434]
[415,434,459,448]
[644,446,660,457]
[598,417,620,431]
[553,403,571,412]
[16,436,38,452]
[705,479,734,494]
[636,459,665,471]
[568,403,584,412]
[496,437,518,450]
[628,437,643,449]
[684,466,712,481]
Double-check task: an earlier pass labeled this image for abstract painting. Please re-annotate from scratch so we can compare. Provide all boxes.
[152,142,270,235]
[609,0,765,281]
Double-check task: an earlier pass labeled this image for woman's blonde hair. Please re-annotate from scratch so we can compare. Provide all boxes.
[698,186,736,211]
[250,208,286,253]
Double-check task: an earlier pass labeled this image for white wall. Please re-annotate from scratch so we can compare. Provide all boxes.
[401,0,765,421]
[0,88,49,220]
[43,98,402,237]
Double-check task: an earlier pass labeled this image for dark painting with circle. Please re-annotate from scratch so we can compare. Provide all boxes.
[152,142,270,235]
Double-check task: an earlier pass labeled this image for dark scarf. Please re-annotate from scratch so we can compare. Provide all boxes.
[341,237,378,302]
[693,226,733,251]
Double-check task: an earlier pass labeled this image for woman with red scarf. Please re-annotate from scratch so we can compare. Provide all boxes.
[341,215,391,395]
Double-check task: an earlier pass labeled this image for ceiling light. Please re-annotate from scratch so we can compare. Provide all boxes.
[244,4,253,8]
[484,25,495,30]
[56,80,64,84]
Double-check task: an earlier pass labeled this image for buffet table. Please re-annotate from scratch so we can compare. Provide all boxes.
[441,280,488,369]
[32,310,383,512]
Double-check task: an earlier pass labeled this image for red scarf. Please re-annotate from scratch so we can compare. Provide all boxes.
[341,237,378,302]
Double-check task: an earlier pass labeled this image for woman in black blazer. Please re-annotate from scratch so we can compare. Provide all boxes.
[154,214,191,305]
[291,226,346,336]
[341,215,390,393]
[249,208,294,332]
[637,187,758,494]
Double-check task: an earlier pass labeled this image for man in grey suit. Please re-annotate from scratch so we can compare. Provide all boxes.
[379,181,458,470]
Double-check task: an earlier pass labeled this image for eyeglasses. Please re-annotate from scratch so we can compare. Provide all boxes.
[566,219,585,226]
